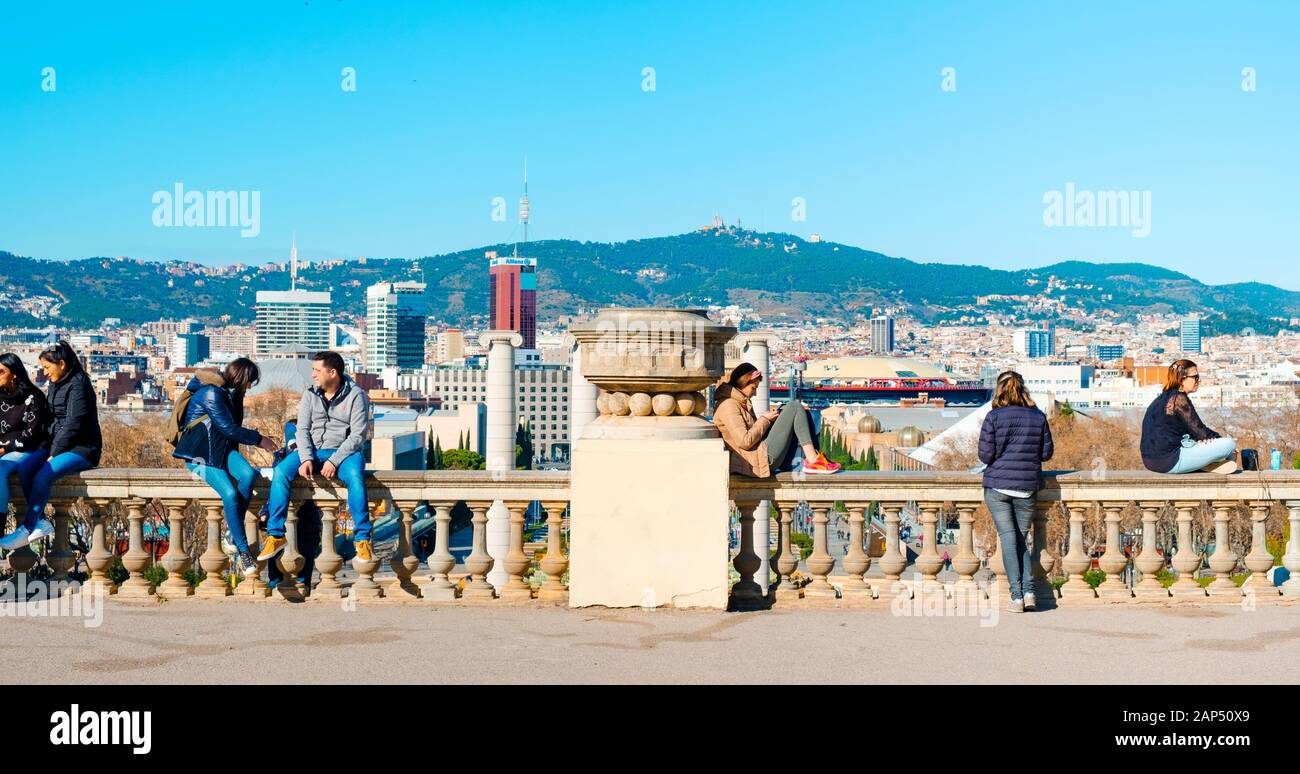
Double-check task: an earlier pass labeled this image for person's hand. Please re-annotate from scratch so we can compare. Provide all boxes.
[258,435,278,452]
[763,408,781,421]
[298,460,314,480]
[321,460,338,479]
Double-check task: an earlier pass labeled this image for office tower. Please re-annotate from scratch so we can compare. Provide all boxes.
[487,251,537,349]
[1013,328,1054,359]
[254,237,331,355]
[173,332,211,368]
[871,316,895,353]
[1180,315,1202,354]
[437,328,465,362]
[365,281,427,372]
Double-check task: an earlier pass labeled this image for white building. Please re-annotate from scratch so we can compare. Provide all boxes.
[364,281,427,373]
[255,290,331,356]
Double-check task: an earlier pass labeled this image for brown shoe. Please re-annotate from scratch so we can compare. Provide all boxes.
[354,540,373,562]
[1200,460,1238,475]
[256,536,287,563]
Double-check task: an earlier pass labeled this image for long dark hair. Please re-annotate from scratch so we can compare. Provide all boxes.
[38,340,84,378]
[0,353,38,394]
[223,357,260,392]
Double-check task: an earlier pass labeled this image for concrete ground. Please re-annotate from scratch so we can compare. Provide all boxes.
[2,595,1297,684]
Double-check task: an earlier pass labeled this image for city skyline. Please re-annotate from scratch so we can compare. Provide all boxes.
[4,2,1299,288]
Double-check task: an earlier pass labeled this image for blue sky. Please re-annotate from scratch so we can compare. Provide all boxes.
[2,1,1298,288]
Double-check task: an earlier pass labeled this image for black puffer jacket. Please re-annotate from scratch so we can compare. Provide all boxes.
[46,370,102,466]
[978,404,1054,492]
[0,384,50,453]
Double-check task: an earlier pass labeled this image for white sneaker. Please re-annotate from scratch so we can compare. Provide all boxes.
[0,526,32,551]
[1023,592,1037,611]
[27,518,55,542]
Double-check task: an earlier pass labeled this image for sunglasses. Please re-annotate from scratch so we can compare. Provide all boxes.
[1185,374,1201,382]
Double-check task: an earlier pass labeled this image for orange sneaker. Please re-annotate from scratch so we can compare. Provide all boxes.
[255,536,286,563]
[802,453,841,475]
[354,540,374,562]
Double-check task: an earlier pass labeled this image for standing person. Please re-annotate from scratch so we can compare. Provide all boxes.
[713,362,840,477]
[978,370,1054,613]
[257,351,374,563]
[0,342,101,550]
[172,358,278,578]
[1140,359,1237,475]
[0,354,51,529]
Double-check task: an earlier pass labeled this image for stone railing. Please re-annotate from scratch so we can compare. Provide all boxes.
[729,470,1300,605]
[1,469,570,603]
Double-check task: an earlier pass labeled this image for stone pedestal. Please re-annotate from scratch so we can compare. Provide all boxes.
[569,430,730,609]
[567,307,736,610]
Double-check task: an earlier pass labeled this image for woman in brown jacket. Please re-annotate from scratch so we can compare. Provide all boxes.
[712,362,840,477]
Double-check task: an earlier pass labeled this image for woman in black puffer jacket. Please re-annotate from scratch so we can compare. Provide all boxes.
[978,370,1054,612]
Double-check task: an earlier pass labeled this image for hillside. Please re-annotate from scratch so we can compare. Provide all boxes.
[2,229,1298,334]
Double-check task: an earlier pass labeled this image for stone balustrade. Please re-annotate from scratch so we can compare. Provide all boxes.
[729,469,1300,605]
[1,468,570,604]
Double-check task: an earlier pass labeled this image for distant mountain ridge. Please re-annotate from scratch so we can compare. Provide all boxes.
[1,230,1297,335]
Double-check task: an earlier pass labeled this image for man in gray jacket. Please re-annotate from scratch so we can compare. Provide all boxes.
[258,351,376,562]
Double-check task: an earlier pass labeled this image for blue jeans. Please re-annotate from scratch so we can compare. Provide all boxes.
[1168,435,1237,474]
[266,450,370,542]
[985,487,1035,600]
[186,450,258,554]
[21,451,95,530]
[0,449,47,516]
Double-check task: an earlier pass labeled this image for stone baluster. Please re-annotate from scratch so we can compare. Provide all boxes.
[1169,500,1206,598]
[1242,500,1276,596]
[1028,500,1057,603]
[5,494,38,581]
[951,504,981,601]
[1096,501,1131,600]
[196,502,231,597]
[537,501,570,603]
[1281,501,1300,598]
[461,501,496,601]
[275,501,306,601]
[840,502,873,603]
[730,498,764,606]
[1133,501,1168,600]
[238,506,269,597]
[311,504,342,599]
[47,501,75,583]
[117,499,154,597]
[1206,500,1240,598]
[987,526,1006,601]
[158,499,194,598]
[350,499,384,600]
[804,503,836,600]
[84,499,117,595]
[771,504,802,602]
[386,500,421,600]
[421,501,457,602]
[499,500,534,603]
[1058,502,1095,601]
[914,502,944,591]
[877,503,908,600]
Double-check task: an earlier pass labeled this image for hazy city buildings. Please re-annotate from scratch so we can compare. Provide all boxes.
[254,289,332,355]
[1181,315,1203,354]
[487,251,537,349]
[871,316,895,353]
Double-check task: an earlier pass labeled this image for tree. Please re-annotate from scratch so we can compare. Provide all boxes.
[443,448,485,470]
[515,422,534,470]
[427,435,444,470]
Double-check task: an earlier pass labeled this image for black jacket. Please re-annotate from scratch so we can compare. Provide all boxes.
[0,384,50,453]
[173,377,261,470]
[1140,388,1219,473]
[46,370,102,466]
[978,404,1054,492]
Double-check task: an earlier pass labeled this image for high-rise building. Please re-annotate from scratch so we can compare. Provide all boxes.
[1013,328,1054,359]
[255,237,331,356]
[436,328,465,362]
[487,251,537,349]
[1087,343,1125,362]
[1180,315,1202,354]
[172,332,211,368]
[871,316,895,353]
[365,281,427,372]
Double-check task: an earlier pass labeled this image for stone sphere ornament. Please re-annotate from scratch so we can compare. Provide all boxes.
[692,393,708,415]
[652,393,677,416]
[674,392,696,416]
[608,392,630,416]
[629,392,653,416]
[596,391,610,415]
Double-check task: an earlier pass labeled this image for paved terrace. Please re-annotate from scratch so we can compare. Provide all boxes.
[3,599,1296,684]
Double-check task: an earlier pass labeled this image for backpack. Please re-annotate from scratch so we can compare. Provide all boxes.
[167,370,226,447]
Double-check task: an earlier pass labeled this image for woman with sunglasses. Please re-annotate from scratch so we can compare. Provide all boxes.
[713,362,840,477]
[1140,359,1237,475]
